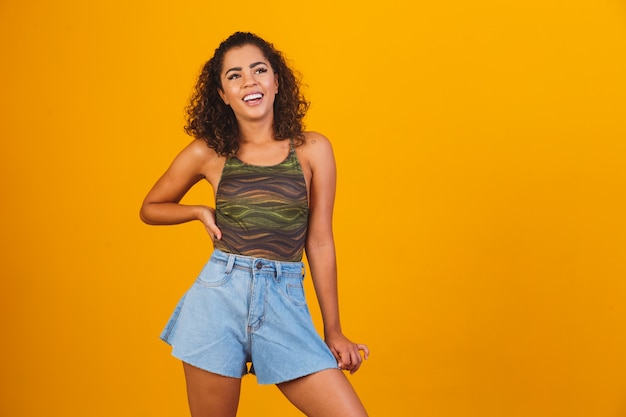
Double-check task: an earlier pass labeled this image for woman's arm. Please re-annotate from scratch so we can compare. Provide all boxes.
[304,132,369,374]
[140,139,222,240]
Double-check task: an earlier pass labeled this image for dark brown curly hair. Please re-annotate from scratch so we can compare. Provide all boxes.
[184,32,310,156]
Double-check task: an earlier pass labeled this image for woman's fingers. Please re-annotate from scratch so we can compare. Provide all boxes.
[326,335,369,374]
[357,344,370,360]
[199,206,221,240]
[206,225,222,240]
[338,344,370,374]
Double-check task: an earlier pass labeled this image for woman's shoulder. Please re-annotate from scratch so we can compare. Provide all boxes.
[177,139,225,186]
[181,139,223,163]
[295,132,335,171]
[302,131,331,145]
[299,131,333,154]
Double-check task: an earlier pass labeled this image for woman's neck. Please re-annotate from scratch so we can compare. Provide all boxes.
[237,116,275,144]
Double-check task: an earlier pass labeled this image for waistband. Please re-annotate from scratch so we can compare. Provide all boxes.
[211,249,305,277]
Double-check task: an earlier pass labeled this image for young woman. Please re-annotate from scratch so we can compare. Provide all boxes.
[140,32,369,417]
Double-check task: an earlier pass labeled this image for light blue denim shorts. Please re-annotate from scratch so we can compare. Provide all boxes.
[160,249,338,384]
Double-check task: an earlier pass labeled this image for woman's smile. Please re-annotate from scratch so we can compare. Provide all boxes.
[243,92,264,104]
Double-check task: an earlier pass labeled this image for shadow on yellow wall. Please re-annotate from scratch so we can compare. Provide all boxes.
[1,1,625,416]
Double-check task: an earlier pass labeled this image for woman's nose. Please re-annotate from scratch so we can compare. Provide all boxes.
[241,71,257,87]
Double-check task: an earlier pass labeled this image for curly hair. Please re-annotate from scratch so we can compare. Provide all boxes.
[184,32,310,156]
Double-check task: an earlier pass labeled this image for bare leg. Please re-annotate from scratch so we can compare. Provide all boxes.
[277,368,368,417]
[182,362,242,417]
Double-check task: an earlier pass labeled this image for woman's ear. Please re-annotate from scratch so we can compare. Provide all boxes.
[218,88,229,105]
[274,74,279,94]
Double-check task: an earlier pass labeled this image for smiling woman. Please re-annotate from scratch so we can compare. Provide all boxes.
[184,32,310,158]
[218,45,279,124]
[2,1,626,416]
[139,32,369,417]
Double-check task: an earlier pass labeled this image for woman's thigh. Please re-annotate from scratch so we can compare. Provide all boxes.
[277,368,368,417]
[183,362,242,417]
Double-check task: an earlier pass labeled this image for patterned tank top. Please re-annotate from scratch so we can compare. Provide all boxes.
[213,146,309,262]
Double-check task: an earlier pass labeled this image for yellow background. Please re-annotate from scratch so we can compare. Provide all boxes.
[1,1,625,416]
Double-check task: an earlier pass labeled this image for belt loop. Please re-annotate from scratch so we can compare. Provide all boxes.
[275,262,282,281]
[225,254,235,274]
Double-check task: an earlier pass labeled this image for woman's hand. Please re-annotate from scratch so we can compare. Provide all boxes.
[325,330,369,374]
[197,206,222,241]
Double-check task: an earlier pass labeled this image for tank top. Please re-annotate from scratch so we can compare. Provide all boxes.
[214,145,309,262]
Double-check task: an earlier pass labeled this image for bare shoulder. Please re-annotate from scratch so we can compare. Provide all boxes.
[174,139,224,172]
[297,131,335,163]
[302,131,332,150]
[167,139,224,187]
[295,132,336,186]
[182,138,221,163]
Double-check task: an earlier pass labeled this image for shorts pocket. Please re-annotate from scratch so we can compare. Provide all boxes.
[285,281,307,306]
[195,259,233,287]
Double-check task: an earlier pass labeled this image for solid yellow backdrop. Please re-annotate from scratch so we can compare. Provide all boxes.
[1,0,625,416]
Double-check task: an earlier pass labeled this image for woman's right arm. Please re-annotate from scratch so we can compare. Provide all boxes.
[139,139,222,239]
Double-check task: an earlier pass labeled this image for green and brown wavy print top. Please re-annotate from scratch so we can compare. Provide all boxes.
[214,149,309,262]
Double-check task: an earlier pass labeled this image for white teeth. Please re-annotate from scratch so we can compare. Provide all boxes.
[243,93,263,102]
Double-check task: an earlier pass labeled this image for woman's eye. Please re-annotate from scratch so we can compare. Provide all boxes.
[255,67,268,74]
[227,73,241,80]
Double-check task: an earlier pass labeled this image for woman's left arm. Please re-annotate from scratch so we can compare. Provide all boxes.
[304,133,369,374]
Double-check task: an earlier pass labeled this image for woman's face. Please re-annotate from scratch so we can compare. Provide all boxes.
[219,44,279,123]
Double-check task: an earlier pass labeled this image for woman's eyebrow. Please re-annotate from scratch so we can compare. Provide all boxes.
[225,61,267,75]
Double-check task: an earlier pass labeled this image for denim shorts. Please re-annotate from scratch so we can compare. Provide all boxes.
[160,249,338,384]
